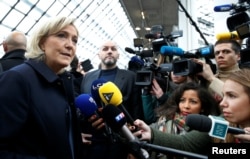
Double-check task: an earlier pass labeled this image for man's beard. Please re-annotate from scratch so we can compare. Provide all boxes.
[103,58,117,67]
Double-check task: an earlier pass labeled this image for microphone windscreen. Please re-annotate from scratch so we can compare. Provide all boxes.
[216,31,240,40]
[98,81,123,106]
[102,104,127,132]
[75,94,97,118]
[130,56,144,66]
[185,114,211,132]
[125,47,135,54]
[214,4,233,12]
[91,78,107,107]
[160,46,184,56]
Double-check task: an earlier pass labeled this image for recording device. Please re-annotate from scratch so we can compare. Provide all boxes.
[173,58,202,76]
[91,78,107,107]
[144,25,183,53]
[125,47,154,58]
[185,114,245,140]
[214,4,235,12]
[214,1,250,37]
[160,45,213,76]
[75,93,98,118]
[216,31,240,40]
[102,105,207,159]
[80,59,93,72]
[160,45,214,58]
[98,81,135,126]
[214,0,250,66]
[133,38,144,48]
[102,104,149,159]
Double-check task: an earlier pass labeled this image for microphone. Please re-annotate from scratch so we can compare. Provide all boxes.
[160,45,213,58]
[102,104,149,159]
[160,45,184,56]
[216,31,240,40]
[75,93,98,118]
[125,47,153,58]
[75,93,116,142]
[125,47,136,54]
[185,114,245,140]
[98,81,135,126]
[214,4,234,12]
[91,78,107,107]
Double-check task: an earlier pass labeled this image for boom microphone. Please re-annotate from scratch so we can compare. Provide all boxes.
[160,46,184,56]
[91,78,107,107]
[102,104,149,159]
[125,47,136,54]
[160,45,213,58]
[214,4,234,12]
[216,31,240,40]
[185,114,246,140]
[125,47,153,57]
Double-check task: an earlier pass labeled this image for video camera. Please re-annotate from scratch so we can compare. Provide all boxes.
[159,45,214,76]
[214,0,250,67]
[145,25,183,53]
[125,25,184,88]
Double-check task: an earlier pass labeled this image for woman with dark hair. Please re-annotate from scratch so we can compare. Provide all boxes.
[132,82,220,159]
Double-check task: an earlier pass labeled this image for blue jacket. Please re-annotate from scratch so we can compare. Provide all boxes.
[0,60,83,159]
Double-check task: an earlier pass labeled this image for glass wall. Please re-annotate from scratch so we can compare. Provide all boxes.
[0,0,137,69]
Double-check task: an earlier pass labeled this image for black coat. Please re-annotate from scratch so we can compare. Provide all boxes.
[0,49,26,71]
[0,60,83,159]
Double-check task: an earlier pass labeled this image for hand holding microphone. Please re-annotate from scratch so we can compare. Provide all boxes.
[185,114,246,140]
[102,104,149,159]
[75,94,104,129]
[98,81,136,126]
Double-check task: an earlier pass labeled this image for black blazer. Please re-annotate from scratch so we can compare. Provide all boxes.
[81,68,144,120]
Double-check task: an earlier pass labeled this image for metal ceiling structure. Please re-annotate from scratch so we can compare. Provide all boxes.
[120,0,179,40]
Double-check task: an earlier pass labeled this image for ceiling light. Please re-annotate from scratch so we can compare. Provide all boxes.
[141,11,145,19]
[135,27,141,30]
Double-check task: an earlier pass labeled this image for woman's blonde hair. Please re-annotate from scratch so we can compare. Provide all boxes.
[25,16,78,60]
[228,68,250,99]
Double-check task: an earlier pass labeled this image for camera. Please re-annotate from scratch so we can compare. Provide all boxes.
[217,0,250,67]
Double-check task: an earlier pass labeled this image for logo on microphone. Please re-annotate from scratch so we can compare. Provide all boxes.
[101,92,113,103]
[115,112,125,122]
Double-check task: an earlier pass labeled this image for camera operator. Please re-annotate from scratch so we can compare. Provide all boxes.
[193,39,241,102]
[142,58,199,124]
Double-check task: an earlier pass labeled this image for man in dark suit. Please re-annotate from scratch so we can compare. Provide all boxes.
[0,31,27,73]
[80,40,144,159]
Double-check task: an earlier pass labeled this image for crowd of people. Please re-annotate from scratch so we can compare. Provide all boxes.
[0,16,250,159]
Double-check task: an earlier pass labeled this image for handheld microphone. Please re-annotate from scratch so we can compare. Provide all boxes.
[75,93,98,118]
[98,81,135,125]
[91,78,107,107]
[75,93,115,142]
[185,114,245,140]
[214,4,234,12]
[102,104,149,159]
[216,31,240,40]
